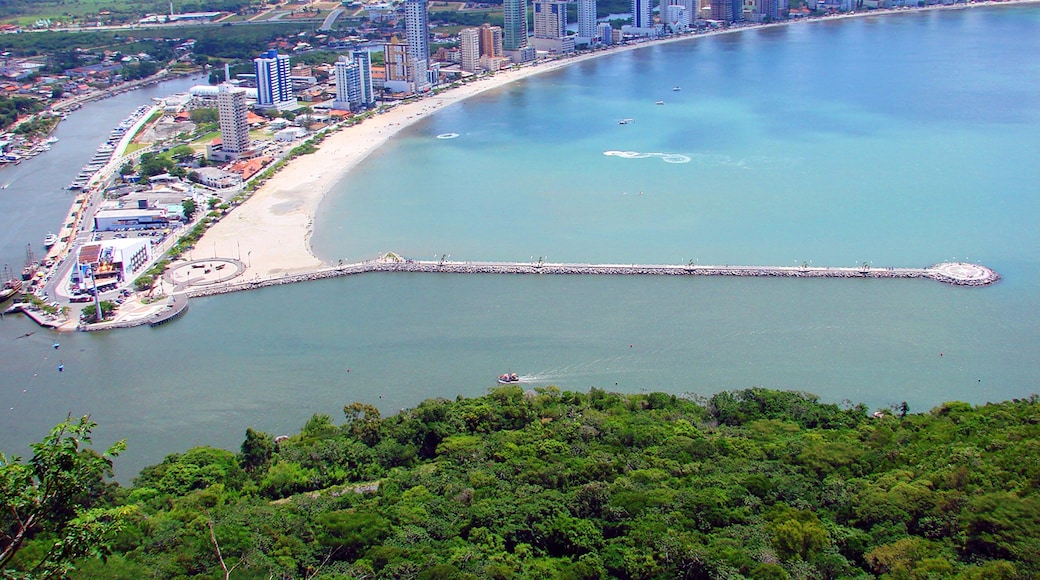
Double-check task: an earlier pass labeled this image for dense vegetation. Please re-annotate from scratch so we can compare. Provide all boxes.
[0,0,260,23]
[0,96,44,131]
[4,388,1040,579]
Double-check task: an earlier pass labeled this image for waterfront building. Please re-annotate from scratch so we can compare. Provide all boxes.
[215,84,250,159]
[632,0,652,28]
[460,28,481,72]
[577,0,598,40]
[404,0,432,90]
[711,0,741,22]
[534,0,568,39]
[503,0,534,61]
[479,24,503,58]
[253,49,296,110]
[598,23,614,44]
[352,50,375,108]
[663,0,690,30]
[384,38,414,93]
[531,0,575,53]
[70,239,152,291]
[333,57,363,111]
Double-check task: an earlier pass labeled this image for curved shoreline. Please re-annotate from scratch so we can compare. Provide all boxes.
[195,0,1037,282]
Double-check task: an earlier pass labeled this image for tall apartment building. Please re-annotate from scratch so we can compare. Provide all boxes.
[479,23,503,57]
[503,0,529,51]
[333,57,362,111]
[577,0,598,39]
[459,28,481,72]
[711,0,740,22]
[663,0,690,29]
[216,84,249,156]
[533,0,568,39]
[404,0,431,89]
[384,37,415,92]
[352,50,375,108]
[253,49,294,109]
[631,0,654,29]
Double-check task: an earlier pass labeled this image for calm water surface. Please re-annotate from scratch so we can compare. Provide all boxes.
[2,8,1038,480]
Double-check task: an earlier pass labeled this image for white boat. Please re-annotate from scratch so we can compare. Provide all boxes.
[672,86,681,91]
[497,372,520,384]
[43,233,58,248]
[619,118,634,125]
[656,100,665,105]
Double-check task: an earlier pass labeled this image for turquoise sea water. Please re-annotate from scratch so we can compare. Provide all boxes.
[2,6,1039,479]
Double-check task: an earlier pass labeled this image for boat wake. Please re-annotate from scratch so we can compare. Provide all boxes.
[603,150,691,164]
[436,132,460,139]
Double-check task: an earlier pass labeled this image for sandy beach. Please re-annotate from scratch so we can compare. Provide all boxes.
[196,0,1036,281]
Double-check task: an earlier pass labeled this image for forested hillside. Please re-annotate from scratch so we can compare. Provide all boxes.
[5,388,1040,579]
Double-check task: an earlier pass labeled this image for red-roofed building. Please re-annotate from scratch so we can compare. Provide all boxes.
[245,111,267,126]
[227,156,271,181]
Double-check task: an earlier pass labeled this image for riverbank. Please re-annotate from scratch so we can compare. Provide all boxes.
[194,0,1037,281]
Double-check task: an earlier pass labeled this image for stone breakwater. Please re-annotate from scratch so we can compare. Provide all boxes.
[183,259,999,301]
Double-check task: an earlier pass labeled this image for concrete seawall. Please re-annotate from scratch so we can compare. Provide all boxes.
[183,258,1000,301]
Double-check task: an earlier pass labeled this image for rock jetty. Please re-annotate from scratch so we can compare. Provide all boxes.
[183,258,999,302]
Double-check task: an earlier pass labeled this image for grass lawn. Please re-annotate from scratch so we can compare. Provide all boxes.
[125,142,151,155]
[191,130,221,147]
[429,1,468,11]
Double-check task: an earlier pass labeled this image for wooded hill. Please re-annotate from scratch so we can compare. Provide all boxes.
[5,388,1040,579]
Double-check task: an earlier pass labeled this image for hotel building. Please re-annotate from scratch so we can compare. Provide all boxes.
[253,49,296,110]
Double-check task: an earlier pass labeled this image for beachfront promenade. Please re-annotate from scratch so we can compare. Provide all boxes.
[185,257,1000,299]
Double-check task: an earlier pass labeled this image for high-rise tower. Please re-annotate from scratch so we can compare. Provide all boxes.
[533,0,568,39]
[631,0,653,29]
[253,49,293,108]
[216,84,249,156]
[577,0,598,39]
[503,0,529,51]
[404,0,431,88]
[459,28,481,72]
[352,50,375,107]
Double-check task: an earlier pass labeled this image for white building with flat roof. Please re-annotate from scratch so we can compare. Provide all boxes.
[93,207,169,232]
[254,49,297,110]
[460,28,481,73]
[217,84,250,156]
[577,0,598,40]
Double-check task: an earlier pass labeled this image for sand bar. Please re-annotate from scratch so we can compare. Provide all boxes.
[195,0,1036,282]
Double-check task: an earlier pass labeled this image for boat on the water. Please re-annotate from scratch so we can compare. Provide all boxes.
[655,100,665,105]
[672,86,681,91]
[497,372,520,384]
[1,266,22,301]
[618,118,634,125]
[43,233,57,248]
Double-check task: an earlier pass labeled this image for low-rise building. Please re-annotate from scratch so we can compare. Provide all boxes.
[71,238,153,291]
[194,166,243,189]
[93,207,169,231]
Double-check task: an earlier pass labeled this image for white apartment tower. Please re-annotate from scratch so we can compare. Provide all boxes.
[577,0,598,40]
[631,0,653,29]
[459,28,481,73]
[216,84,249,156]
[404,0,431,89]
[333,57,363,111]
[351,50,375,108]
[253,49,293,108]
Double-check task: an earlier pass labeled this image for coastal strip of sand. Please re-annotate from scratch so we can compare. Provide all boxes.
[195,0,1037,282]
